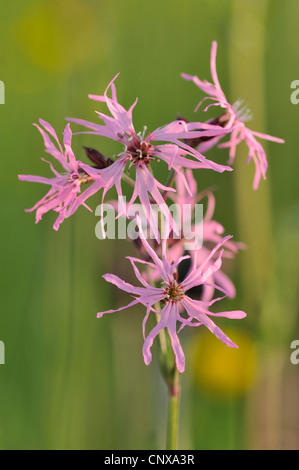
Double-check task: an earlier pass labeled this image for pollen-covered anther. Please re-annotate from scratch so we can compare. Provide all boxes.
[164,280,185,302]
[78,173,95,185]
[128,140,153,166]
[70,171,95,186]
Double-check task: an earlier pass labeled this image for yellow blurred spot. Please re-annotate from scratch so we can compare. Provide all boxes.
[189,328,257,399]
[14,0,101,73]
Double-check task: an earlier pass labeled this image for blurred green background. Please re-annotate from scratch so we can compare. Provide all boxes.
[1,0,299,450]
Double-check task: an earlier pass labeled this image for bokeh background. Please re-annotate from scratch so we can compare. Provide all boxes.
[1,0,299,450]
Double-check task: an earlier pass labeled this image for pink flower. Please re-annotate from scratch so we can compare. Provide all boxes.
[18,120,95,230]
[66,75,233,240]
[154,169,243,301]
[98,220,246,373]
[182,42,285,189]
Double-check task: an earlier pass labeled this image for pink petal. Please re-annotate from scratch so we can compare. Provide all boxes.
[167,303,185,373]
[209,310,247,319]
[97,298,140,317]
[182,297,238,348]
[18,174,59,185]
[251,130,285,144]
[126,257,154,288]
[34,123,71,172]
[210,41,222,93]
[39,119,63,154]
[142,302,170,366]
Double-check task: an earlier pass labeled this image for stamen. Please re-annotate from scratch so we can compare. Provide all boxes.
[163,280,185,303]
[233,99,253,123]
[137,126,148,141]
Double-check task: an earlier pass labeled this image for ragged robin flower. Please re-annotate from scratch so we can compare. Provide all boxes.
[182,41,285,189]
[98,219,246,373]
[165,169,244,302]
[66,74,233,240]
[18,120,97,230]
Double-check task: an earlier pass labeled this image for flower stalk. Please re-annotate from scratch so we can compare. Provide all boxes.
[166,366,181,450]
[157,322,181,450]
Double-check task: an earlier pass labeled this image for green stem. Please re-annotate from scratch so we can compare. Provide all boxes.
[163,168,176,200]
[121,172,135,188]
[160,168,182,450]
[166,367,181,450]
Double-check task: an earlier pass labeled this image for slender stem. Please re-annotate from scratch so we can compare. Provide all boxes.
[121,172,135,188]
[161,168,182,450]
[166,367,181,450]
[162,168,176,200]
[165,168,176,187]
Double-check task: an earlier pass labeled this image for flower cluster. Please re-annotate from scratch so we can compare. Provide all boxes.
[19,42,284,373]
